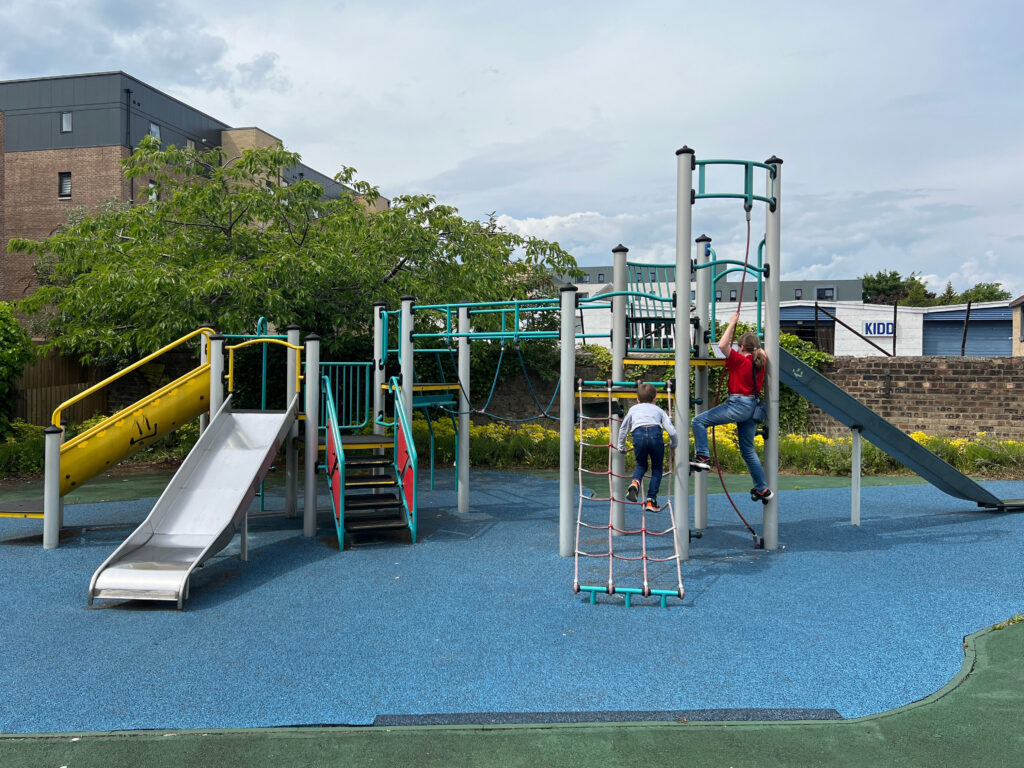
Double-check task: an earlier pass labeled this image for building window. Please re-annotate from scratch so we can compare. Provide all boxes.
[149,122,161,141]
[650,271,657,282]
[148,181,159,202]
[597,273,605,283]
[690,290,696,301]
[581,274,590,283]
[58,172,72,199]
[816,287,835,301]
[60,112,72,133]
[729,289,737,301]
[794,288,803,300]
[715,290,722,302]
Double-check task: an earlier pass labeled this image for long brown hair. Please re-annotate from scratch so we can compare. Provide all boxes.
[738,332,767,370]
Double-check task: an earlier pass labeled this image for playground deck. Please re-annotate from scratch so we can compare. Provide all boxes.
[1,471,1023,765]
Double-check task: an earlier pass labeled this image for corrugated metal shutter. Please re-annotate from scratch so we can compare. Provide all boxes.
[922,321,1011,356]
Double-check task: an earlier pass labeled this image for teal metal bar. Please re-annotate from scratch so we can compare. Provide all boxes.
[321,374,346,549]
[580,379,667,388]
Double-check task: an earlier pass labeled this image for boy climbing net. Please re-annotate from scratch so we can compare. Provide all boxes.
[616,382,678,512]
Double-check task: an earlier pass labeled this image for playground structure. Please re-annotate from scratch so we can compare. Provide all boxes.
[17,146,1024,608]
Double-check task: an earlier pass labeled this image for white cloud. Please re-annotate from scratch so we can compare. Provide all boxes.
[1,0,1022,299]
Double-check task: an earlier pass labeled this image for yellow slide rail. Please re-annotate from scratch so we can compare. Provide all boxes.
[51,328,216,496]
[51,328,215,427]
[226,338,304,394]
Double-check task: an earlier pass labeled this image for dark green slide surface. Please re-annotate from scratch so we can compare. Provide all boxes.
[778,348,1007,509]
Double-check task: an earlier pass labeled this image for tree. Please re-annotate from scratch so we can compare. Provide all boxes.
[13,137,578,365]
[861,269,936,305]
[0,302,34,437]
[957,282,1011,303]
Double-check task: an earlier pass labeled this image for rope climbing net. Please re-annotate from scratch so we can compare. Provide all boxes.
[572,380,685,607]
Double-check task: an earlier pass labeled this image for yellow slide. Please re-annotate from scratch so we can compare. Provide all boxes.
[58,364,211,496]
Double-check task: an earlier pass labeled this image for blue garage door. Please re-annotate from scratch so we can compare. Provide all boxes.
[922,321,1012,356]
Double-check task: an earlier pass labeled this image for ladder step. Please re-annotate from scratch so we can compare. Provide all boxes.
[346,456,392,468]
[345,492,400,510]
[345,516,408,532]
[344,476,397,489]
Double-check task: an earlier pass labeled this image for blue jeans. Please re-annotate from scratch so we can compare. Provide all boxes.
[631,425,666,500]
[691,395,768,492]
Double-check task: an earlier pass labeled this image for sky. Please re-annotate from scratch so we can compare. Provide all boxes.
[2,0,1022,296]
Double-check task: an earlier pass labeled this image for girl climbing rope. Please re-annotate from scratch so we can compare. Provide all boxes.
[689,310,774,504]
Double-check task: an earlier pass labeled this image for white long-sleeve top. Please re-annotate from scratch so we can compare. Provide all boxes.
[616,402,678,452]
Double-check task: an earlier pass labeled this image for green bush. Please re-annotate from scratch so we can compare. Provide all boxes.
[0,302,35,438]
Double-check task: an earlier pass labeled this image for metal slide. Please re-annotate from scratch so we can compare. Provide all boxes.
[88,395,298,608]
[778,348,1022,511]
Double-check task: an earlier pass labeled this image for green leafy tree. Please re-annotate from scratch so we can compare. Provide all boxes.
[935,281,960,305]
[958,282,1011,303]
[13,137,578,365]
[0,302,35,437]
[860,269,935,305]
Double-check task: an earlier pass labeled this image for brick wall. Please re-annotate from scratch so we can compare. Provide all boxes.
[1,144,130,300]
[806,356,1024,440]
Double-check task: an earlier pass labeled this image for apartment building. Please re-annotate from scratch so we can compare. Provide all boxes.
[0,71,379,300]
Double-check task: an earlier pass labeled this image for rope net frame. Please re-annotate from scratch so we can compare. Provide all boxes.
[572,380,685,607]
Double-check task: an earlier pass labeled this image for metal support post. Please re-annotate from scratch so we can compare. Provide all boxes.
[673,146,694,560]
[851,427,862,526]
[559,284,578,557]
[458,305,471,515]
[400,296,415,421]
[198,329,209,435]
[209,336,225,418]
[285,324,300,517]
[693,234,712,530]
[42,426,63,550]
[303,334,320,538]
[762,156,783,550]
[372,303,386,437]
[611,244,628,534]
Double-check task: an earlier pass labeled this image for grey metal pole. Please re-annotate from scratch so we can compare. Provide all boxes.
[42,425,63,550]
[372,303,386,437]
[198,329,209,435]
[559,284,578,557]
[303,334,320,538]
[400,296,415,420]
[458,305,471,515]
[851,427,862,526]
[762,156,783,550]
[674,146,695,561]
[611,244,628,534]
[209,336,225,418]
[285,324,300,518]
[693,234,712,530]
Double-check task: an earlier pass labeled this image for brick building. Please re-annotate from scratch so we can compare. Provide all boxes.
[0,71,379,301]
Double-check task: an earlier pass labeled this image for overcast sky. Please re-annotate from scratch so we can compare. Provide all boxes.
[3,1,1022,296]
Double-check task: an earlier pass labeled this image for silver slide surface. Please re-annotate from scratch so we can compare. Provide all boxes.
[778,348,1019,510]
[88,395,297,608]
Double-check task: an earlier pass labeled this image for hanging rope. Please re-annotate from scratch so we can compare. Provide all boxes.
[707,210,763,547]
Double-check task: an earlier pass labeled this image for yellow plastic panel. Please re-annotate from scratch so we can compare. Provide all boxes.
[58,365,211,496]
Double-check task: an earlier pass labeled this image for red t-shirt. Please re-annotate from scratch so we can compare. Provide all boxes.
[725,348,764,396]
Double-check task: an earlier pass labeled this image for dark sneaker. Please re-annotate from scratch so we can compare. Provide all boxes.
[750,487,775,504]
[626,480,640,503]
[689,455,712,471]
[643,498,660,513]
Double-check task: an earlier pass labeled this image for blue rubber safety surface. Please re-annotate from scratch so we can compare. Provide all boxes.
[1,471,1022,734]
